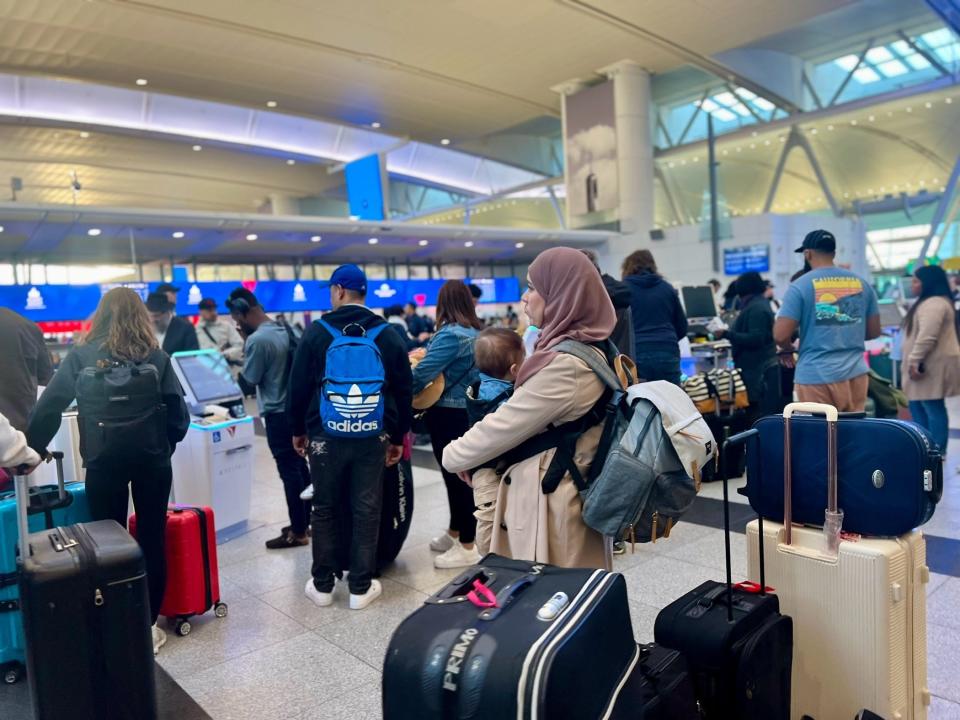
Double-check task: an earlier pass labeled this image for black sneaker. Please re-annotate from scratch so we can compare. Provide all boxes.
[265,531,309,550]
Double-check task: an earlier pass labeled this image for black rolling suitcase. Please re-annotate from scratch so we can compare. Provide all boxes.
[383,555,640,720]
[654,430,793,719]
[14,474,157,720]
[608,643,699,720]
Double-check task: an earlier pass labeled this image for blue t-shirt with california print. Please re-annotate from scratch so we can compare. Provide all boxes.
[778,267,878,385]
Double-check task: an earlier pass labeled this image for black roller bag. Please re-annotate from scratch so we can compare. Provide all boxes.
[608,642,699,720]
[654,430,793,719]
[383,554,697,720]
[15,476,156,719]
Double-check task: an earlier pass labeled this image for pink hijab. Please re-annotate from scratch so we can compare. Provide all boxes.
[516,247,616,387]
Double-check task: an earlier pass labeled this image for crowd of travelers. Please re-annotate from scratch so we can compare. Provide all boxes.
[1,229,957,639]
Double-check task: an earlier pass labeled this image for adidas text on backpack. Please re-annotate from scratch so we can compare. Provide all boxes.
[318,319,388,438]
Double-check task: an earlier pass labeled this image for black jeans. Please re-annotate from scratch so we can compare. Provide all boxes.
[635,344,682,386]
[264,412,311,535]
[309,434,386,595]
[85,463,172,625]
[425,406,475,545]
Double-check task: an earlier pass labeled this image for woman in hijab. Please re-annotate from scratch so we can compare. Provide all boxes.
[715,271,780,419]
[900,264,960,453]
[442,247,616,569]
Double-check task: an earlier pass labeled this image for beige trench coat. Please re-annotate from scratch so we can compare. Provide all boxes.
[902,296,960,401]
[443,352,612,570]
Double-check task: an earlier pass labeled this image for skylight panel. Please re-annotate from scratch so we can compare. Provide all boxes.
[752,97,775,111]
[905,53,931,70]
[921,29,954,48]
[713,92,737,106]
[713,108,737,122]
[877,59,909,77]
[865,47,894,64]
[834,54,861,72]
[853,67,881,83]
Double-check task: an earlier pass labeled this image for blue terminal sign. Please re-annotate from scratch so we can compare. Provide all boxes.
[0,278,520,322]
[723,244,770,276]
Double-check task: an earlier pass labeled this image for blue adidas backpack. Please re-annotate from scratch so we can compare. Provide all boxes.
[317,319,388,438]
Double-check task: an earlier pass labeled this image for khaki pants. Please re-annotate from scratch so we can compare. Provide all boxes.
[472,468,501,556]
[795,373,869,412]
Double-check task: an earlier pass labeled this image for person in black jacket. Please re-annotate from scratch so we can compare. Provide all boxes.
[146,291,199,355]
[714,271,780,418]
[288,265,412,611]
[581,249,635,361]
[623,249,688,384]
[27,287,189,654]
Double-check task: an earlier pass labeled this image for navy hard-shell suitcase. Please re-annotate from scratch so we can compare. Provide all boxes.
[0,452,89,684]
[383,555,641,720]
[743,414,941,536]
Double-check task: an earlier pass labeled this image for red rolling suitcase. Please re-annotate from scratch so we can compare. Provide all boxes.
[129,505,227,637]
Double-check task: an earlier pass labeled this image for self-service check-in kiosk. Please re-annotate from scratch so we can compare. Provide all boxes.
[170,350,254,539]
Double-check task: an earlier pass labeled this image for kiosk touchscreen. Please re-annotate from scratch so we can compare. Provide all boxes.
[171,350,245,417]
[169,350,254,537]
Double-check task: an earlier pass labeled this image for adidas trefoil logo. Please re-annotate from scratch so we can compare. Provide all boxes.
[329,383,380,419]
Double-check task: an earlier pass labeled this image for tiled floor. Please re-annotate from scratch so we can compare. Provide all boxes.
[147,421,960,719]
[4,410,960,718]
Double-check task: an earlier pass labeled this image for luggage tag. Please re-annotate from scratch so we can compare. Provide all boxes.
[733,581,775,595]
[466,580,498,610]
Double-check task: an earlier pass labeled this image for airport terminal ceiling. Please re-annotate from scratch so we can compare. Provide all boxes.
[0,0,855,140]
[0,0,957,271]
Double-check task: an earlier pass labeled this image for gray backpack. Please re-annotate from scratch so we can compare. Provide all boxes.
[554,341,705,545]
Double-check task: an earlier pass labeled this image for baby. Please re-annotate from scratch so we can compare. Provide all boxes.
[465,328,525,555]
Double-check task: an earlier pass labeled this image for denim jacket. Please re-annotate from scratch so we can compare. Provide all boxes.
[412,324,479,409]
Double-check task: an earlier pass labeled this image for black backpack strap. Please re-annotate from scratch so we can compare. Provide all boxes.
[201,325,218,346]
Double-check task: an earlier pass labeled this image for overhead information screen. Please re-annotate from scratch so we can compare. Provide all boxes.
[173,350,242,405]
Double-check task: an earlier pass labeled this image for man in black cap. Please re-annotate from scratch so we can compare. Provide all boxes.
[156,282,179,308]
[197,297,244,368]
[146,291,199,355]
[774,229,880,412]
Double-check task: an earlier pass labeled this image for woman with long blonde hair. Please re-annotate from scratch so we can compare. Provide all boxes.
[27,287,189,654]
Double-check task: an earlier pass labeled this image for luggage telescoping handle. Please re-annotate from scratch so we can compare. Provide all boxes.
[782,403,842,555]
[14,451,65,558]
[723,429,765,622]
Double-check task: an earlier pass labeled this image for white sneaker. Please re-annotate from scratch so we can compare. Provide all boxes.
[300,483,314,501]
[349,579,383,610]
[152,623,167,655]
[304,578,333,607]
[430,532,455,553]
[434,542,481,569]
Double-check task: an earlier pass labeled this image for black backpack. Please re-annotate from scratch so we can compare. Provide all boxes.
[75,360,168,466]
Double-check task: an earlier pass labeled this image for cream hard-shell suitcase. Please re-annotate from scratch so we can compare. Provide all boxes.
[747,522,928,720]
[744,402,929,720]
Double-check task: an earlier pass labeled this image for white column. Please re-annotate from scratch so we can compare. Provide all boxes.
[268,193,299,216]
[598,60,655,277]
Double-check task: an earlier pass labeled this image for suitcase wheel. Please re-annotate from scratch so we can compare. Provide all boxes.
[3,664,22,684]
[175,618,192,637]
[214,602,228,619]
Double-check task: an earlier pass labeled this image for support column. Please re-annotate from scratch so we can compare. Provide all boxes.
[606,60,654,276]
[268,193,299,216]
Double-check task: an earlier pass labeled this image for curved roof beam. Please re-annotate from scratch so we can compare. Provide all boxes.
[0,73,545,196]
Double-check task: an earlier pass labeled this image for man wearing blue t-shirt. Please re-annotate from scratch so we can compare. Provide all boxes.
[774,229,881,412]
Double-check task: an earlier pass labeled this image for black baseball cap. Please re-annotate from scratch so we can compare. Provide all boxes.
[198,298,217,311]
[145,292,173,313]
[156,282,180,294]
[795,229,836,254]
